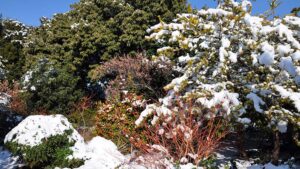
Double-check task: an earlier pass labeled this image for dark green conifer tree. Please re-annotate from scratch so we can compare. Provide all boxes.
[0,17,28,82]
[23,0,187,114]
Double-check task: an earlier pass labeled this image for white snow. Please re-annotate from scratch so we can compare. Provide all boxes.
[135,104,157,126]
[237,118,251,124]
[277,120,288,133]
[241,0,252,11]
[169,23,185,30]
[70,23,80,29]
[197,90,240,115]
[147,30,169,40]
[248,162,290,169]
[165,74,188,92]
[30,86,36,91]
[228,51,238,63]
[22,71,32,86]
[244,14,263,35]
[142,2,300,165]
[156,106,173,117]
[135,104,173,126]
[279,57,297,76]
[198,9,233,16]
[73,137,125,169]
[179,163,203,169]
[178,54,193,63]
[0,93,10,106]
[259,42,275,66]
[292,50,300,61]
[219,47,227,63]
[274,85,300,111]
[157,46,173,53]
[284,16,300,27]
[246,93,265,113]
[221,37,231,48]
[0,147,23,169]
[170,31,181,42]
[277,44,292,57]
[251,53,258,65]
[4,114,82,147]
[274,24,300,49]
[200,41,209,49]
[147,23,164,33]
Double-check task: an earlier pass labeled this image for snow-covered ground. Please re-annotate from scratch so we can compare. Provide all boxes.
[0,147,23,169]
[4,114,299,169]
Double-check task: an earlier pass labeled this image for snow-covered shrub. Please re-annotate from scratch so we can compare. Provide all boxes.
[22,59,83,114]
[141,0,300,147]
[1,19,28,43]
[4,115,83,168]
[4,115,84,168]
[4,114,125,169]
[5,130,84,168]
[132,100,229,165]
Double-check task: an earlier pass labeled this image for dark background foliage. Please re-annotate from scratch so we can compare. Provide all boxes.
[19,0,187,114]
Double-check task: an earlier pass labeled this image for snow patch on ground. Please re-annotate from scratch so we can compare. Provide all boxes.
[73,136,125,169]
[0,147,23,169]
[248,162,290,169]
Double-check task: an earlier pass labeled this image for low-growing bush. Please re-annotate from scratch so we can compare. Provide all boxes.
[131,100,229,166]
[89,54,175,100]
[95,92,147,153]
[5,129,84,169]
[68,96,97,141]
[0,80,28,115]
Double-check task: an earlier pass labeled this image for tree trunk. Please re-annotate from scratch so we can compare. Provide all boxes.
[272,130,280,165]
[237,124,247,158]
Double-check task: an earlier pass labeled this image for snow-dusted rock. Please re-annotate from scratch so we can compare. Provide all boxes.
[4,114,125,169]
[4,114,82,146]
